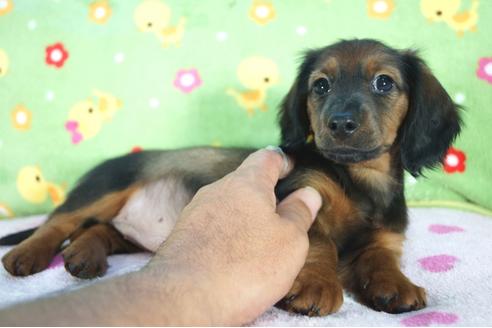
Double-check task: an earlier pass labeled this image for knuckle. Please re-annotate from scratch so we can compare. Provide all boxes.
[253,149,282,169]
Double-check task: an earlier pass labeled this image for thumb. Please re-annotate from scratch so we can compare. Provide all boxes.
[276,187,322,232]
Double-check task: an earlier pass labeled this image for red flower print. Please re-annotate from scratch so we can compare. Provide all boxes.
[443,147,466,173]
[131,146,143,153]
[45,43,69,68]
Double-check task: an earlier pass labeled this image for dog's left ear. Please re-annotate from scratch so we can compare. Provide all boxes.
[279,49,322,151]
[399,51,462,176]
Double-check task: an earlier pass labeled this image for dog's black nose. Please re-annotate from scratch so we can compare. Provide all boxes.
[328,113,359,138]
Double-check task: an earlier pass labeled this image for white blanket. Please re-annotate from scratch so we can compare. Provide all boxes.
[1,208,491,326]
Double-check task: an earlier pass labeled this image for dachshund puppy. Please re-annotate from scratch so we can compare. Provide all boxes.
[1,39,460,316]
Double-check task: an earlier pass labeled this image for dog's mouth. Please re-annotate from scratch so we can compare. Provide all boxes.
[318,146,384,163]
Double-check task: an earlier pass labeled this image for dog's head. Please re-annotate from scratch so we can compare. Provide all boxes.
[279,39,461,176]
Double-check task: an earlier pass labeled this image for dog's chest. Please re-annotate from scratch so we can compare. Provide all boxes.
[112,177,192,252]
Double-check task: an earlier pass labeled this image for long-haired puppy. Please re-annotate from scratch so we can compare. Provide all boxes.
[1,39,460,316]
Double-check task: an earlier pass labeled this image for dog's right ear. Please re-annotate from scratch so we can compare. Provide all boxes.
[279,49,321,150]
[399,51,462,176]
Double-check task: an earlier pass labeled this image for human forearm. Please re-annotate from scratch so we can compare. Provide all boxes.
[0,269,216,326]
[0,149,320,326]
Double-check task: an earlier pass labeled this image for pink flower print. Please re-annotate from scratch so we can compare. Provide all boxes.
[477,57,492,84]
[174,68,202,93]
[65,120,83,144]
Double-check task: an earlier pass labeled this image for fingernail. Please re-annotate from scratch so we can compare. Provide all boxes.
[265,145,291,177]
[300,187,322,221]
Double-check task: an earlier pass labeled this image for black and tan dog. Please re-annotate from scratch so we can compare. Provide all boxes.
[1,39,461,316]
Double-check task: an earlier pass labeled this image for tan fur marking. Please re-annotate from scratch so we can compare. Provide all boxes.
[319,56,338,77]
[297,170,357,236]
[372,229,404,258]
[364,54,404,86]
[50,184,140,227]
[63,223,141,278]
[381,94,409,145]
[279,237,344,316]
[2,185,141,276]
[338,230,426,313]
[349,153,398,195]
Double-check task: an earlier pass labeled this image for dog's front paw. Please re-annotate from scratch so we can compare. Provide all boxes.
[276,273,344,316]
[62,240,108,279]
[2,242,55,276]
[361,271,427,313]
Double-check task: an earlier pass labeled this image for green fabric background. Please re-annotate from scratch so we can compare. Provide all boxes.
[0,0,491,218]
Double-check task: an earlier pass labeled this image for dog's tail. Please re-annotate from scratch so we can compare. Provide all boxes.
[0,228,36,246]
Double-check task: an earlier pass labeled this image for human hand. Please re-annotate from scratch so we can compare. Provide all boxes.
[145,148,322,325]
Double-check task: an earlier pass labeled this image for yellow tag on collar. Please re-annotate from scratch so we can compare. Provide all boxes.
[306,133,314,144]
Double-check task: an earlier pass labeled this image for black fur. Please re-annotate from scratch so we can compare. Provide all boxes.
[279,49,323,151]
[53,152,148,214]
[1,40,462,293]
[0,228,36,246]
[280,40,462,177]
[398,51,462,176]
[277,39,461,258]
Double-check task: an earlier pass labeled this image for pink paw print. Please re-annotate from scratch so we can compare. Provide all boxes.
[419,255,458,273]
[48,254,64,269]
[428,224,464,234]
[401,311,459,327]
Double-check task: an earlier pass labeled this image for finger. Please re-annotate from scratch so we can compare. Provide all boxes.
[264,146,293,179]
[235,147,293,189]
[276,187,322,232]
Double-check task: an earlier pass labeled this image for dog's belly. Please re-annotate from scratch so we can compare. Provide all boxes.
[112,177,192,252]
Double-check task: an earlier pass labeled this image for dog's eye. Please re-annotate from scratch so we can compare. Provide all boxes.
[313,78,331,96]
[373,75,394,93]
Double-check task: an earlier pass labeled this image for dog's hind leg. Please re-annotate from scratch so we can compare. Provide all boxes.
[1,186,139,276]
[62,220,142,279]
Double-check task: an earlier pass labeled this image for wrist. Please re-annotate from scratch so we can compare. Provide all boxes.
[137,264,221,325]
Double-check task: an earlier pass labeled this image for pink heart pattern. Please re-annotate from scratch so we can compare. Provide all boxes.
[418,254,458,273]
[429,224,464,234]
[401,311,459,327]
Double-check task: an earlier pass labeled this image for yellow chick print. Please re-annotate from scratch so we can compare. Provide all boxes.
[17,166,66,206]
[65,90,122,144]
[227,56,279,116]
[421,0,479,37]
[0,48,8,77]
[134,0,186,47]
